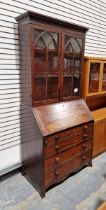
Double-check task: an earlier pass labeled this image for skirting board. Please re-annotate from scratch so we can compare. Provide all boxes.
[0,162,21,176]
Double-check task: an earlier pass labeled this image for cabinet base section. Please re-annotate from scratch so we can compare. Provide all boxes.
[21,166,45,198]
[44,151,92,191]
[21,155,92,198]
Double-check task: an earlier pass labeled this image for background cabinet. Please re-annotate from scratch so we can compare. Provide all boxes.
[82,57,106,110]
[83,58,106,97]
[82,58,106,157]
[92,108,106,157]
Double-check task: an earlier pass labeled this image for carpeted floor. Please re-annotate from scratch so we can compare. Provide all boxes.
[0,152,106,210]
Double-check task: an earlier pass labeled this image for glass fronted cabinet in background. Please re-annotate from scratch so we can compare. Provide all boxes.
[82,58,106,99]
[102,62,106,92]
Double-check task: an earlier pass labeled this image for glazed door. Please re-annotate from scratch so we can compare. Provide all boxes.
[88,61,101,95]
[32,26,61,105]
[61,33,83,100]
[102,62,106,93]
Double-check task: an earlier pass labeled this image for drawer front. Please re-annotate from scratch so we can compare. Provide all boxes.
[44,122,93,158]
[45,143,82,172]
[44,155,81,189]
[44,126,83,145]
[44,136,82,159]
[45,140,92,172]
[44,144,55,158]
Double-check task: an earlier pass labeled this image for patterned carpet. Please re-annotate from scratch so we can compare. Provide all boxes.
[0,153,106,210]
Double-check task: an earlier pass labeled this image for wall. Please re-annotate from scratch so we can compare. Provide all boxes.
[0,0,106,174]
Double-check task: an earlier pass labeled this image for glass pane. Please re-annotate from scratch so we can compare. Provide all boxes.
[72,75,80,96]
[47,76,58,99]
[47,32,59,73]
[77,38,83,48]
[64,56,74,75]
[63,76,72,98]
[65,36,81,52]
[36,37,45,49]
[33,29,59,103]
[70,37,81,53]
[48,51,58,72]
[65,36,73,52]
[42,32,58,49]
[64,36,74,75]
[74,59,81,73]
[35,77,46,101]
[102,63,106,91]
[34,49,46,74]
[89,63,100,93]
[33,29,43,44]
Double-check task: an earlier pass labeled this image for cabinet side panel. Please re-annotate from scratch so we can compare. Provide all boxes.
[18,22,32,106]
[86,95,106,111]
[20,105,43,193]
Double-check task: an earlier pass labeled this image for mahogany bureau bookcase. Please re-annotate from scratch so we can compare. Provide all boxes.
[16,11,94,198]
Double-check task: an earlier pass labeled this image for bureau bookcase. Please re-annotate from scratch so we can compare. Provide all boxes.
[16,11,94,197]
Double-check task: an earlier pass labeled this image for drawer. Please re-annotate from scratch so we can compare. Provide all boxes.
[44,122,93,158]
[44,126,83,145]
[45,143,82,172]
[44,154,81,189]
[45,141,92,172]
[44,126,83,159]
[44,135,82,158]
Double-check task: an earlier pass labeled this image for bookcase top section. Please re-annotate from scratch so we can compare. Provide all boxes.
[16,11,88,32]
[33,99,93,136]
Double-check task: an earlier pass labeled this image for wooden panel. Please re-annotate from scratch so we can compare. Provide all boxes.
[33,99,93,136]
[92,108,106,121]
[97,202,106,210]
[92,108,106,157]
[86,95,106,111]
[93,120,104,156]
[103,119,106,150]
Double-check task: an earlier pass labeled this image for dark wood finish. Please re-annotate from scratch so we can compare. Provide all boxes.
[33,100,93,136]
[16,11,88,32]
[16,11,93,198]
[92,108,106,157]
[20,99,94,197]
[86,95,106,111]
[16,11,87,106]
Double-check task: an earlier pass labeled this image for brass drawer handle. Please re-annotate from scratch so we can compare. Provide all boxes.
[55,171,59,176]
[55,136,60,140]
[55,145,60,150]
[83,134,87,138]
[55,157,60,163]
[82,144,86,148]
[82,156,86,160]
[84,125,88,129]
[45,139,48,145]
